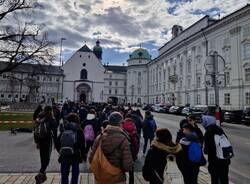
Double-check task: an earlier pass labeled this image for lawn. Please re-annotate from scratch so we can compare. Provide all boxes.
[0,113,33,121]
[0,123,34,131]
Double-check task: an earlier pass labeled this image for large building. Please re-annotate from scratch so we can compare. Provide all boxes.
[0,62,63,103]
[127,4,250,110]
[1,5,250,111]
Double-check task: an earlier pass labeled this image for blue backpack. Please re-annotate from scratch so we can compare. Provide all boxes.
[188,142,202,163]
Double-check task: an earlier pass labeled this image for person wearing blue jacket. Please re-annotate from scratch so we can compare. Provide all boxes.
[142,111,157,156]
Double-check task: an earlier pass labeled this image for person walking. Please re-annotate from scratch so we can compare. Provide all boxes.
[34,106,58,184]
[201,116,233,184]
[142,111,157,156]
[33,105,43,121]
[176,123,205,184]
[56,113,86,184]
[89,112,134,184]
[82,110,98,155]
[142,128,182,184]
[122,115,140,184]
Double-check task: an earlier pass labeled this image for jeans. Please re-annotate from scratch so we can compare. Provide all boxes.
[143,137,153,154]
[39,141,52,173]
[61,162,80,184]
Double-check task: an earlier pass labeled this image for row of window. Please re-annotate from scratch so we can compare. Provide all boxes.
[109,81,126,86]
[108,89,126,95]
[0,94,26,99]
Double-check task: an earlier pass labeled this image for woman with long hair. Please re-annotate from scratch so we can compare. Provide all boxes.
[34,106,58,184]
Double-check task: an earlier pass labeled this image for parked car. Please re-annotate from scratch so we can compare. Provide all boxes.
[223,110,243,124]
[181,107,191,116]
[164,104,173,113]
[142,104,153,111]
[152,104,165,113]
[241,107,250,125]
[169,106,184,115]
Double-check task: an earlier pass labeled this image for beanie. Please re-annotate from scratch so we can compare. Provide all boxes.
[108,112,123,126]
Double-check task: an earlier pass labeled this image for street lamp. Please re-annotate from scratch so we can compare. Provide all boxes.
[60,38,66,66]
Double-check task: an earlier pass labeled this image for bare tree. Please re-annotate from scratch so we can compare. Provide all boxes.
[0,0,55,75]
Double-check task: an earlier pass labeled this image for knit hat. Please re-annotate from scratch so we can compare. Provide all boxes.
[108,112,123,126]
[202,115,216,128]
[156,128,172,144]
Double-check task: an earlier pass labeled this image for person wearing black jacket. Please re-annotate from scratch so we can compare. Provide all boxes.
[34,106,58,184]
[143,128,182,184]
[176,123,205,184]
[202,115,231,184]
[56,113,86,184]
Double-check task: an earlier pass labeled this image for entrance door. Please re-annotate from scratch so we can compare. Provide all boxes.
[80,93,86,103]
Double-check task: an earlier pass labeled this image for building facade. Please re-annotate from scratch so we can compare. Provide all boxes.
[144,4,250,110]
[1,5,249,111]
[0,62,63,103]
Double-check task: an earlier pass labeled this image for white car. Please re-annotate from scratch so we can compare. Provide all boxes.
[153,104,165,113]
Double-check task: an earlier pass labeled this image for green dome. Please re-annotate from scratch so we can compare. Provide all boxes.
[129,48,151,60]
[93,45,102,51]
[93,40,102,52]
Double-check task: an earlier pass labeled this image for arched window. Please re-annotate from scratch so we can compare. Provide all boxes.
[80,69,87,79]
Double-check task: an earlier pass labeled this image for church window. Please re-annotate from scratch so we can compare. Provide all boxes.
[80,55,82,58]
[8,94,11,98]
[83,63,86,67]
[138,52,143,57]
[1,94,4,98]
[109,81,112,86]
[115,89,118,94]
[115,81,118,86]
[109,89,112,94]
[88,55,91,59]
[80,69,87,79]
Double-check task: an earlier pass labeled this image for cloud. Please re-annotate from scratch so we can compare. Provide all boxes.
[5,0,248,63]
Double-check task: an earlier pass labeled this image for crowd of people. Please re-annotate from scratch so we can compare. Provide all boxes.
[32,101,233,184]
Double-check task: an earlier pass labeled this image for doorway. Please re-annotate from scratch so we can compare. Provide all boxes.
[80,93,86,103]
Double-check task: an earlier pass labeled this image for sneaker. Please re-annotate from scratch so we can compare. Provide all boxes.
[35,173,47,184]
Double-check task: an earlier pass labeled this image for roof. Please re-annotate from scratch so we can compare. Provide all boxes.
[104,65,127,73]
[129,48,151,60]
[0,61,64,75]
[78,44,92,52]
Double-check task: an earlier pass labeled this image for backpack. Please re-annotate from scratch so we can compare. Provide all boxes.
[90,140,122,184]
[84,124,95,141]
[188,142,202,163]
[214,134,234,159]
[60,129,77,157]
[34,118,48,139]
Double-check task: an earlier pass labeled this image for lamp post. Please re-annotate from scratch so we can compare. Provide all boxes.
[60,38,66,66]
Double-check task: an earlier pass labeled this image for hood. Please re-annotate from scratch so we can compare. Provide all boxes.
[122,118,135,133]
[101,125,127,154]
[64,122,78,131]
[202,115,216,128]
[151,140,182,154]
[87,113,95,120]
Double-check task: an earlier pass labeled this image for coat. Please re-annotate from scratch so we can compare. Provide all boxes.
[142,117,157,139]
[56,122,86,164]
[143,140,182,184]
[89,125,134,183]
[204,124,231,166]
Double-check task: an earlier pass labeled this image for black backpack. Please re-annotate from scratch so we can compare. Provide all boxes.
[34,118,48,139]
[60,129,77,157]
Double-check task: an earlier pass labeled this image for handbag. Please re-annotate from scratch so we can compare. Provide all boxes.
[90,140,123,184]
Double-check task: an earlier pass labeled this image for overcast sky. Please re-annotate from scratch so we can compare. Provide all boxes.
[27,0,250,65]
